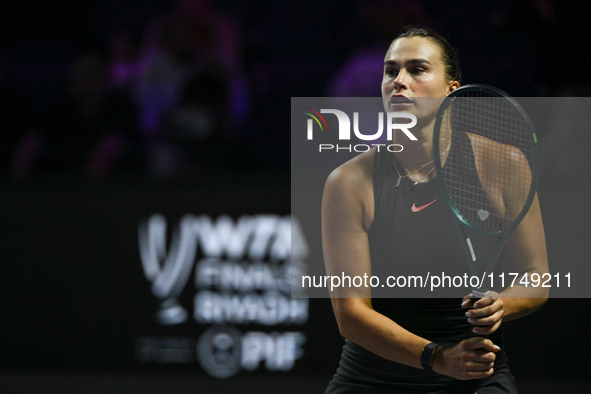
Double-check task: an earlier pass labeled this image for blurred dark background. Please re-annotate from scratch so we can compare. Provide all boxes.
[2,0,591,179]
[1,0,590,393]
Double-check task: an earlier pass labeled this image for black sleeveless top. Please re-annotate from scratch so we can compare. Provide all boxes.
[331,145,508,391]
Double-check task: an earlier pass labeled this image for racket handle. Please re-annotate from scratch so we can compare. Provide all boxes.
[470,289,491,340]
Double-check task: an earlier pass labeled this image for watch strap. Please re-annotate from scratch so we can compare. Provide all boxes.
[420,342,440,371]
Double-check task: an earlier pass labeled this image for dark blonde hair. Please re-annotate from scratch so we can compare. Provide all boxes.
[393,26,461,84]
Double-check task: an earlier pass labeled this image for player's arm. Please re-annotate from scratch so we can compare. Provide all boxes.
[323,157,498,379]
[464,146,548,331]
[323,160,428,369]
[499,190,549,320]
[497,144,548,317]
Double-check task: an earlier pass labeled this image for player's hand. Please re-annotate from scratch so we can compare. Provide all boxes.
[461,292,505,335]
[432,337,500,380]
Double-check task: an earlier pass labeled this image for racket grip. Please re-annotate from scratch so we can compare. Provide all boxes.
[470,289,490,340]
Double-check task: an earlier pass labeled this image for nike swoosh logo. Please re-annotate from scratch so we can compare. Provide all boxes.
[411,199,437,212]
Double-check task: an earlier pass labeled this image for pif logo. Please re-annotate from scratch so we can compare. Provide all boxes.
[303,108,418,152]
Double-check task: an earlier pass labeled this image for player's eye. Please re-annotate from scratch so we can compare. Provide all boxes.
[385,68,398,77]
[411,67,426,75]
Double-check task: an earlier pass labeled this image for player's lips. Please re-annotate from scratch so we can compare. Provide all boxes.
[389,95,414,106]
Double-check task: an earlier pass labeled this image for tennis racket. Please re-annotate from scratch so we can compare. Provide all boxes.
[433,84,539,298]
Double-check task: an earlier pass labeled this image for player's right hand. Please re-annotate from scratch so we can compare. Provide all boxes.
[431,337,500,380]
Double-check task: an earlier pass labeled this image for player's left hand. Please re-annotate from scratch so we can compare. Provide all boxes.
[461,292,505,335]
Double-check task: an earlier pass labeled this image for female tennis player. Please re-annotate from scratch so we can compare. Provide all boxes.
[322,26,549,393]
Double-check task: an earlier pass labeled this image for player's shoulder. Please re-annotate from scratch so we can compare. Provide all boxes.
[466,132,526,164]
[323,149,376,228]
[465,132,501,148]
[325,148,376,193]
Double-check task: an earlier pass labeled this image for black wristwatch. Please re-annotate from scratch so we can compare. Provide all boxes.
[420,342,440,371]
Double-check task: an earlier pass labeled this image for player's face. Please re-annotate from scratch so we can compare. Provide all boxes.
[382,36,457,122]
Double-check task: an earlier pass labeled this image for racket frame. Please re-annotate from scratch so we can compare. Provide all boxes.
[432,84,539,295]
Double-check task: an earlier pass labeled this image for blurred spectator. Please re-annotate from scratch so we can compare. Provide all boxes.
[108,29,142,92]
[33,48,141,177]
[133,0,249,177]
[0,48,40,178]
[327,0,427,97]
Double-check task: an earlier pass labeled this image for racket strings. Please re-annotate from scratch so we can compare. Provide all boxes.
[438,92,534,232]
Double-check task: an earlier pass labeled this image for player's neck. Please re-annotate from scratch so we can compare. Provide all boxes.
[393,131,434,170]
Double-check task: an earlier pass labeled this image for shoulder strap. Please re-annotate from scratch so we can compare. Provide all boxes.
[372,147,398,219]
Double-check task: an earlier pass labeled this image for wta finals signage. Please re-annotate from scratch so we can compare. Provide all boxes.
[137,214,309,378]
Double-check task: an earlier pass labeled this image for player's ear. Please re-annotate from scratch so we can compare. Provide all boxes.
[447,81,460,95]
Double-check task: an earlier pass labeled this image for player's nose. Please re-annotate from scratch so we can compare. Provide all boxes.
[393,69,409,90]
